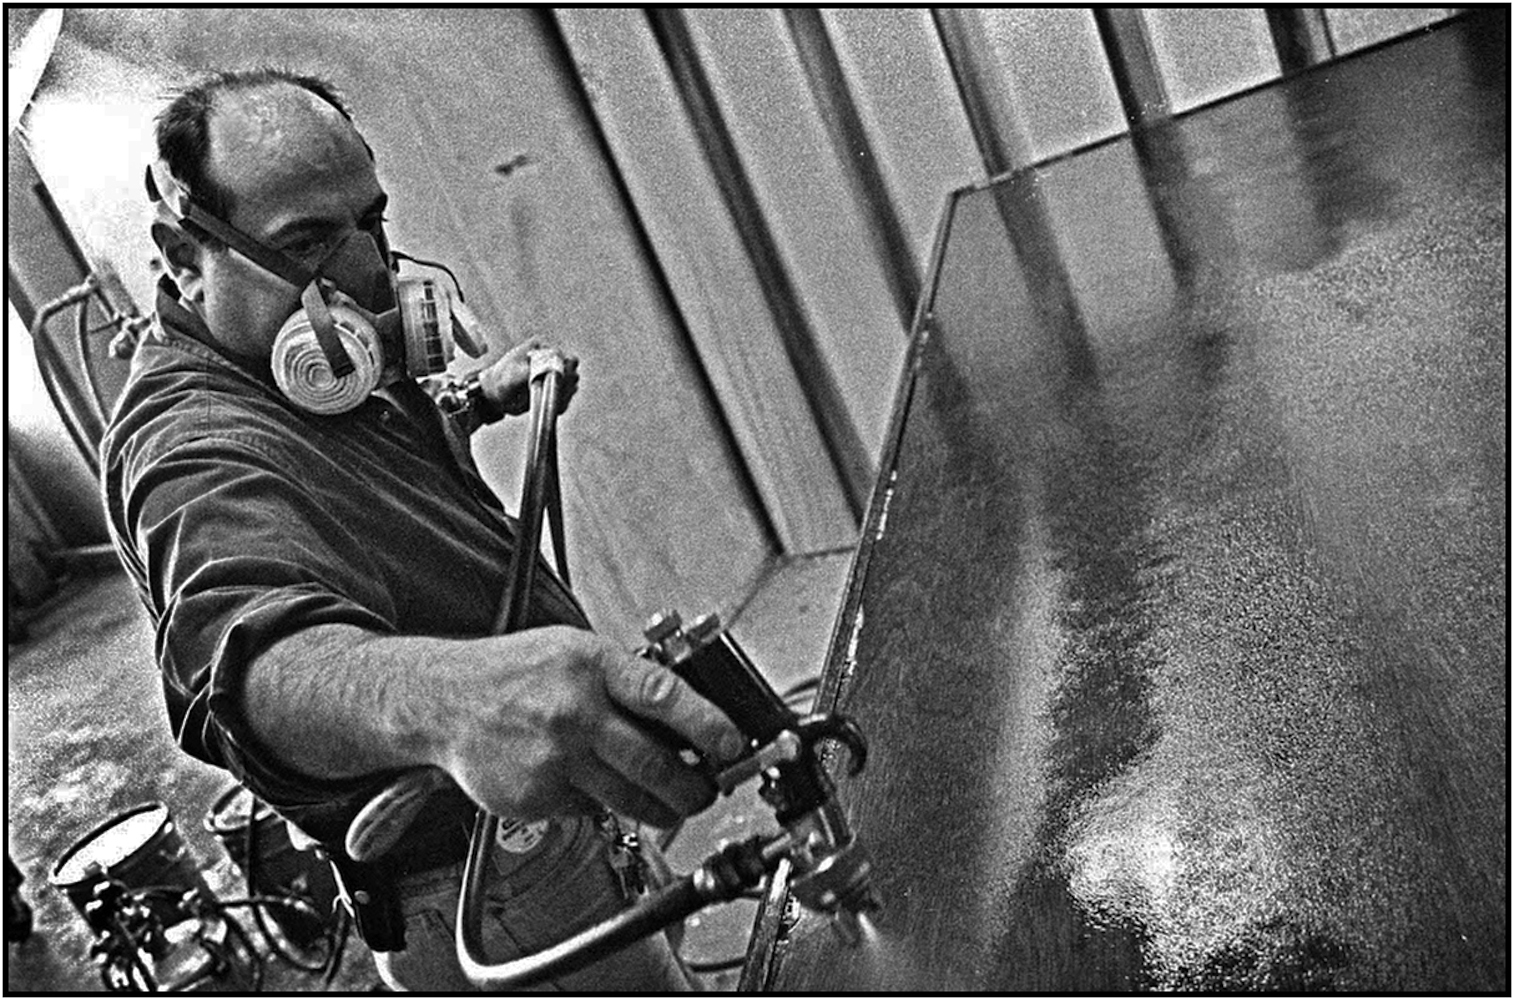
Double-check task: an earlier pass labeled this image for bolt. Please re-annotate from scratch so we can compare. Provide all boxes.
[686,612,722,646]
[643,610,682,645]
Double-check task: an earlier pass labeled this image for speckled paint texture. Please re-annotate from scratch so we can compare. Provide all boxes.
[758,16,1505,993]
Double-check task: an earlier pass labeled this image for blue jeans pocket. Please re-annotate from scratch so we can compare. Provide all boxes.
[373,816,692,992]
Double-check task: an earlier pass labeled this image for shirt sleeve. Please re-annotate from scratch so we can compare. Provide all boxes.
[124,426,401,815]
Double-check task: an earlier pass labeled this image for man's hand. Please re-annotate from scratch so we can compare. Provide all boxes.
[247,622,741,829]
[422,626,744,828]
[479,339,580,418]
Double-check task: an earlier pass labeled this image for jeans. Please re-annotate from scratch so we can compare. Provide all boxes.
[370,814,695,992]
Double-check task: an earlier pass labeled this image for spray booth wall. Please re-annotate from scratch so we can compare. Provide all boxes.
[8,7,1460,640]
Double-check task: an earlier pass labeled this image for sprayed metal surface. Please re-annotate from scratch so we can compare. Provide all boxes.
[759,17,1506,993]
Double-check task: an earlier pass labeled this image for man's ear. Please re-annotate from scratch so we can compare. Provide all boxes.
[151,220,206,304]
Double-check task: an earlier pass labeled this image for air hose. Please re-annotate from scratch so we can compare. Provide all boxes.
[349,348,708,988]
[457,347,597,988]
[350,348,878,988]
[458,834,778,989]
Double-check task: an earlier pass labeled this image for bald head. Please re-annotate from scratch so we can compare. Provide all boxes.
[212,84,354,168]
[206,83,375,238]
[154,68,368,223]
[148,69,391,363]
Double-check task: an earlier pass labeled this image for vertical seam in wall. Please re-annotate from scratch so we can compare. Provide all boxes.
[645,8,873,527]
[542,9,783,555]
[930,8,1044,180]
[783,8,921,335]
[1266,8,1337,74]
[930,8,1005,179]
[1092,7,1172,128]
[1318,8,1341,60]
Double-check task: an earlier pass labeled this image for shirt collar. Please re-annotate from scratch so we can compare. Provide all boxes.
[151,275,279,390]
[154,275,210,342]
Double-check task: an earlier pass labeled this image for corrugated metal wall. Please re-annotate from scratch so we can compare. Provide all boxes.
[7,7,1462,637]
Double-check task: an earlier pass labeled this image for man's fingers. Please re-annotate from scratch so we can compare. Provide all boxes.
[574,753,683,829]
[591,713,716,817]
[604,656,746,765]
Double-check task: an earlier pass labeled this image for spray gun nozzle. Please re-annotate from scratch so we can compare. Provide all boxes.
[783,814,881,949]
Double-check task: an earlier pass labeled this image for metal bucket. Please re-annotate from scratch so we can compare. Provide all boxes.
[49,802,254,991]
[49,801,212,927]
[204,784,338,947]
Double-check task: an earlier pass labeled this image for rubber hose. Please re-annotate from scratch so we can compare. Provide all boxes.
[460,875,706,990]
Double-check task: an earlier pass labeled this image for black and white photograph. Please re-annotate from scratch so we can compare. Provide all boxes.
[5,7,1506,994]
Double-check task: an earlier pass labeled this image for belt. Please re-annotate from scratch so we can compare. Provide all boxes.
[328,785,478,952]
[364,799,477,878]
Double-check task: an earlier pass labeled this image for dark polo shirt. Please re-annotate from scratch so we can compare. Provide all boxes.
[101,280,588,848]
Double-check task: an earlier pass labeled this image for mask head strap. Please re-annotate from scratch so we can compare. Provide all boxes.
[146,160,354,377]
[299,282,354,378]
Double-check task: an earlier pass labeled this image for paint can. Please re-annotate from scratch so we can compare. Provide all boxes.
[50,802,254,990]
[49,801,212,927]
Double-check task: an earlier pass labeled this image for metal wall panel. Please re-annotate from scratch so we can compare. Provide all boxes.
[1144,7,1283,113]
[971,8,1130,161]
[555,8,859,557]
[680,8,903,461]
[820,7,982,265]
[1325,8,1462,55]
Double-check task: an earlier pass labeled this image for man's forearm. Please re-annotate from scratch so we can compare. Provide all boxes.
[240,623,455,781]
[236,619,745,827]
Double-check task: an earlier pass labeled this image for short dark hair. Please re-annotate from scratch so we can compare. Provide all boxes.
[154,68,355,222]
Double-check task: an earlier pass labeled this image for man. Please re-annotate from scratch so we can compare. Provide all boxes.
[101,68,744,991]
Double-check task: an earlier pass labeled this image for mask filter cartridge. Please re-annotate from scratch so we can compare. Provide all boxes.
[272,276,488,415]
[271,303,386,415]
[397,278,479,378]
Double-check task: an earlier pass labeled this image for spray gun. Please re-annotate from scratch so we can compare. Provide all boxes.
[453,608,879,989]
[347,347,878,988]
[638,609,879,945]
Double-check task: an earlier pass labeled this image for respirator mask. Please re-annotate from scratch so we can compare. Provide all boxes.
[147,161,488,415]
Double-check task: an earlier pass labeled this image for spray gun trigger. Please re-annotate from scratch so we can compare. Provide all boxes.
[715,730,803,794]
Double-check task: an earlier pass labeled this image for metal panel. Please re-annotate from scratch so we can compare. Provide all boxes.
[751,19,1507,991]
[784,8,921,334]
[1144,7,1283,113]
[1325,8,1462,54]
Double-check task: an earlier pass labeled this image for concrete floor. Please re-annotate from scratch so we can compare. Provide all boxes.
[5,549,851,992]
